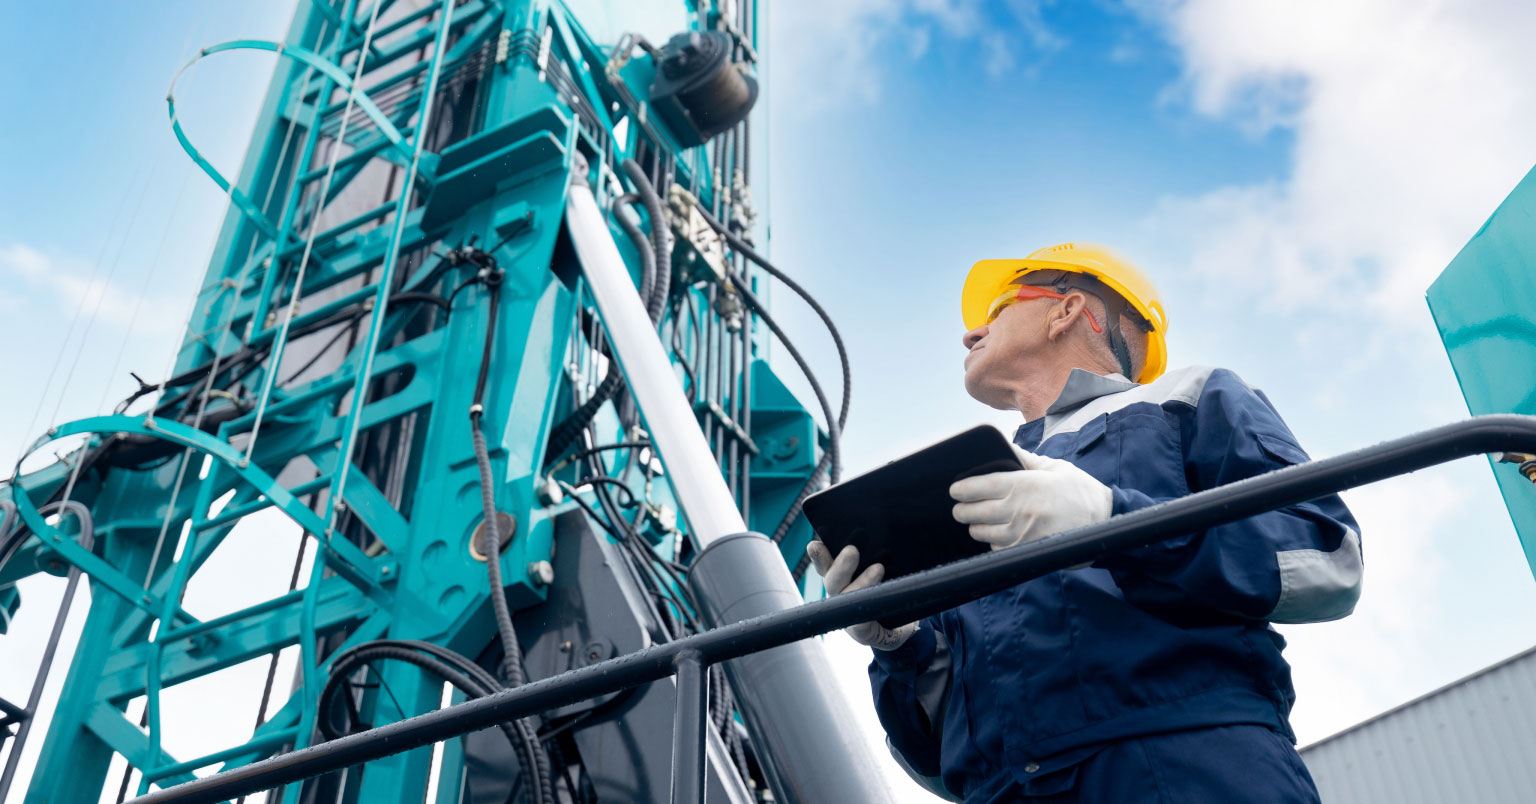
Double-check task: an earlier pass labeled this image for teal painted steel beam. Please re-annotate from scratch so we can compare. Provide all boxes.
[97,578,372,702]
[1429,161,1536,578]
[10,1,811,801]
[144,728,299,784]
[85,704,196,789]
[12,415,385,593]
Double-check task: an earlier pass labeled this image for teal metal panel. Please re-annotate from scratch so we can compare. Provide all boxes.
[1428,162,1536,576]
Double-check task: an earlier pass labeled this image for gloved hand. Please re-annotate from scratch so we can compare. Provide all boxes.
[805,541,918,651]
[950,445,1113,551]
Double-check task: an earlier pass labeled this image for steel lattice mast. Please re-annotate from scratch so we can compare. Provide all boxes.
[0,1,888,802]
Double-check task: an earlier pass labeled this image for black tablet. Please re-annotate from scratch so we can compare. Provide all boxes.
[802,425,1022,625]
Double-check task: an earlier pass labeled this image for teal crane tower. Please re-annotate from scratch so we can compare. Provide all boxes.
[0,1,889,802]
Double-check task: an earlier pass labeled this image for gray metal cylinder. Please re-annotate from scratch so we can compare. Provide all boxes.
[565,173,748,542]
[689,532,891,803]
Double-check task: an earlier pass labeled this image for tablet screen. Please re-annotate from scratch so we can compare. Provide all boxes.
[803,425,1021,625]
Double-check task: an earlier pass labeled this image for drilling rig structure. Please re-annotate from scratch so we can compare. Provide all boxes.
[0,1,892,801]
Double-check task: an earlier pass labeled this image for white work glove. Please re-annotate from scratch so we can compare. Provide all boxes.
[805,541,918,651]
[950,445,1113,551]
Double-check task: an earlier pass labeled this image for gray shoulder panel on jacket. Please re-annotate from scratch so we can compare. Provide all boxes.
[1043,365,1218,442]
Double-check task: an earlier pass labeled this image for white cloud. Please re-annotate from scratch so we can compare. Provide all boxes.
[1131,0,1536,747]
[1279,471,1459,742]
[0,241,182,335]
[771,0,1064,111]
[0,242,50,278]
[1136,0,1536,321]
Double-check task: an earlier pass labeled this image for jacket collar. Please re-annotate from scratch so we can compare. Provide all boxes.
[1043,368,1137,424]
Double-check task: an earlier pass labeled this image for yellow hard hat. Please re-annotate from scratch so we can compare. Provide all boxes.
[963,243,1169,383]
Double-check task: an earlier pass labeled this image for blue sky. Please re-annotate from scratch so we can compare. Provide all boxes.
[4,1,1536,801]
[761,0,1536,783]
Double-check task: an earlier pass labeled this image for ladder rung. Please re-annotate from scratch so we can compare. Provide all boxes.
[296,132,412,185]
[194,475,332,532]
[277,199,401,261]
[161,589,305,643]
[144,727,298,783]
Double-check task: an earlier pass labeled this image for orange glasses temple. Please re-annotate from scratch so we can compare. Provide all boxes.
[990,286,1105,333]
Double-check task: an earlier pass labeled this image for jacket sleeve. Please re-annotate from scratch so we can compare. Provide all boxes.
[868,618,949,778]
[1096,369,1363,623]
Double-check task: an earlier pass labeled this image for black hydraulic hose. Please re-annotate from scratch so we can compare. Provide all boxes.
[602,194,661,429]
[694,204,852,546]
[316,642,547,804]
[318,644,500,741]
[471,285,501,414]
[468,275,556,804]
[544,372,626,467]
[613,194,656,309]
[279,321,359,386]
[545,440,650,475]
[621,159,672,320]
[573,437,703,639]
[694,204,849,434]
[543,168,671,466]
[143,291,451,417]
[472,425,523,687]
[385,291,452,314]
[725,272,840,544]
[101,290,452,469]
[345,639,505,693]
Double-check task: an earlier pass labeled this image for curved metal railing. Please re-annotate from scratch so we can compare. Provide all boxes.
[125,413,1536,803]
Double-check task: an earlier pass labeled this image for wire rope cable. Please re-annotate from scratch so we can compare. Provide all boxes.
[12,158,148,467]
[326,0,456,520]
[243,0,388,463]
[0,502,94,800]
[15,0,216,471]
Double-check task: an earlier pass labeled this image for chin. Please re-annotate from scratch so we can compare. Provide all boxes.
[963,369,1013,412]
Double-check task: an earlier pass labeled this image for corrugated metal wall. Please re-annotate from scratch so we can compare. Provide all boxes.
[1301,645,1536,803]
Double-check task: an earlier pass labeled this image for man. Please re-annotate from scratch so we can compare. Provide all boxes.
[806,243,1361,803]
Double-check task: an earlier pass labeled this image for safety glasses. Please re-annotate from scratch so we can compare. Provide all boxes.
[984,284,1105,332]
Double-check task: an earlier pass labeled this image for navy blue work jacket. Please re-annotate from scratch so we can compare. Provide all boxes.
[869,367,1362,802]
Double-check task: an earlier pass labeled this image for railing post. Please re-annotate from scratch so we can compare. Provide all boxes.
[671,651,708,804]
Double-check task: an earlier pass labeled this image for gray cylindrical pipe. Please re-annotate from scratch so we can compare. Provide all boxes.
[564,160,747,543]
[689,532,892,804]
[564,160,888,803]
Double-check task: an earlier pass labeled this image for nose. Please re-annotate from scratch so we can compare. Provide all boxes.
[962,325,988,350]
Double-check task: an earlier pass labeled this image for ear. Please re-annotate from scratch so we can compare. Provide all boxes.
[1044,292,1090,341]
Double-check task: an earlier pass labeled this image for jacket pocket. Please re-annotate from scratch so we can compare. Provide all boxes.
[1109,410,1188,500]
[1255,431,1310,466]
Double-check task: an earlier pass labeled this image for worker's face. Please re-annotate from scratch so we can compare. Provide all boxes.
[960,296,1054,410]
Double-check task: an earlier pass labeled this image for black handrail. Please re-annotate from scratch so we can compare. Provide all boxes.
[128,414,1536,804]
